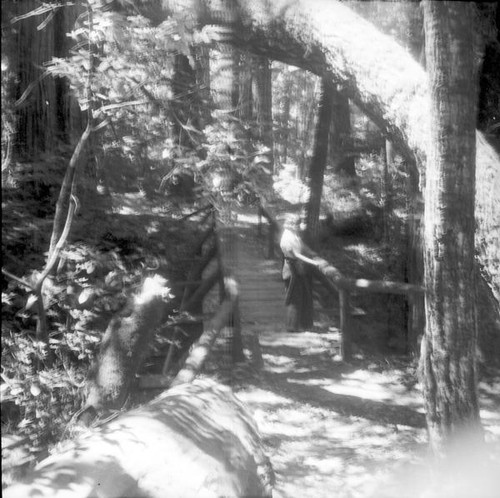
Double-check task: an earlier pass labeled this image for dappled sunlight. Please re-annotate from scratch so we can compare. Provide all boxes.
[262,354,297,375]
[234,324,500,497]
[238,387,428,498]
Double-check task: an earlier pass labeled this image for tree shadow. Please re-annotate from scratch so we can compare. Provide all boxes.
[260,370,426,429]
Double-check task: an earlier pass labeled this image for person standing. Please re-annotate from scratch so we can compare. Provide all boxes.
[280,214,322,332]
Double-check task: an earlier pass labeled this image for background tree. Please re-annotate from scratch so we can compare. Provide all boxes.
[304,78,334,249]
[329,89,356,178]
[253,56,274,178]
[420,0,483,456]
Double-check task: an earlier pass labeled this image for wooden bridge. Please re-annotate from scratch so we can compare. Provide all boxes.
[139,199,424,389]
[6,202,427,498]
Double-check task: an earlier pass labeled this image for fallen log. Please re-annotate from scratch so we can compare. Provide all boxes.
[5,379,274,498]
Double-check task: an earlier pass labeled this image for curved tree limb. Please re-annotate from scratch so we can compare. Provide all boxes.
[125,0,499,303]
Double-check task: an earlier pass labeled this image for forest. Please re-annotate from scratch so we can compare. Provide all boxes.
[1,1,500,497]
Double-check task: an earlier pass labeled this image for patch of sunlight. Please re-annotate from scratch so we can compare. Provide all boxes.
[295,377,330,387]
[299,345,329,356]
[480,409,500,422]
[262,354,296,374]
[261,331,337,350]
[485,426,500,442]
[268,422,314,439]
[344,243,385,265]
[236,388,293,407]
[479,380,500,396]
[115,205,136,215]
[323,381,390,402]
[303,455,344,474]
[146,221,160,234]
[332,370,425,408]
[234,212,260,224]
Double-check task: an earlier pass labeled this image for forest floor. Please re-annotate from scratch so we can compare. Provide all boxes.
[4,191,499,496]
[109,193,500,497]
[199,203,500,498]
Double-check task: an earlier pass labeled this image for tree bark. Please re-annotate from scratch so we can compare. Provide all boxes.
[279,70,293,164]
[420,0,482,456]
[406,167,425,356]
[305,78,334,249]
[171,53,201,150]
[239,51,254,122]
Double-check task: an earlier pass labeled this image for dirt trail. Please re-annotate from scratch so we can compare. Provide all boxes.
[212,206,500,498]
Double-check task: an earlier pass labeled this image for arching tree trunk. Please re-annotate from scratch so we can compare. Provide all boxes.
[119,0,499,363]
[305,78,334,249]
[420,0,482,456]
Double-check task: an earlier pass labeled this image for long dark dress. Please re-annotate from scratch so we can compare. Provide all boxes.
[280,229,314,332]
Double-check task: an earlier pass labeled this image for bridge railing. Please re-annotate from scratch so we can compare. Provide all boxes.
[256,201,424,361]
[140,203,244,389]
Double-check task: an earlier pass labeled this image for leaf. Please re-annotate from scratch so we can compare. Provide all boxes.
[25,294,38,311]
[85,261,97,275]
[18,418,33,429]
[78,288,95,306]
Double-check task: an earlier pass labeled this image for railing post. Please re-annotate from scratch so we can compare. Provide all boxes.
[339,288,352,361]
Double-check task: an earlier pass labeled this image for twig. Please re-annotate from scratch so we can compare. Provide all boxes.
[1,268,34,291]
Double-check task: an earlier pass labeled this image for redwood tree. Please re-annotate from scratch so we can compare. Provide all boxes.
[420,0,483,455]
[305,78,334,249]
[254,55,274,176]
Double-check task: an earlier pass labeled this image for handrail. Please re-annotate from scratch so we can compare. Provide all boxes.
[171,277,239,387]
[160,204,244,382]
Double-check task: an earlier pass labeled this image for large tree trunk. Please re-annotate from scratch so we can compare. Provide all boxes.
[5,379,274,498]
[420,0,482,455]
[305,78,334,249]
